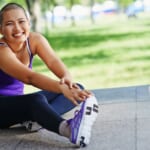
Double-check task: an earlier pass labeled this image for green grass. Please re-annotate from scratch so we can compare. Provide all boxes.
[25,13,150,92]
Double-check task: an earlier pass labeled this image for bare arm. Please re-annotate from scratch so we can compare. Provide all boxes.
[31,33,76,88]
[32,33,70,78]
[0,47,62,93]
[0,46,91,105]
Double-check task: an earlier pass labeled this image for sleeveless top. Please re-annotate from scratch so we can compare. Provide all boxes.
[0,39,33,96]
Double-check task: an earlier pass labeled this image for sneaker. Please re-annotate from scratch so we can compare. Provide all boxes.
[68,96,99,147]
[21,121,42,132]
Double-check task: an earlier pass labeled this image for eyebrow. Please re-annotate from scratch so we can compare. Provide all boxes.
[5,18,26,22]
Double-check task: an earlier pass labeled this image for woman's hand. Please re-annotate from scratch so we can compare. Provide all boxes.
[59,75,78,89]
[59,83,93,105]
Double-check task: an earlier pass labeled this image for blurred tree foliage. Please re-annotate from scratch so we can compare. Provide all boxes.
[0,0,134,31]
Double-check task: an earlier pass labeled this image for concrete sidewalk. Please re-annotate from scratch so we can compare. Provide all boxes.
[0,84,149,150]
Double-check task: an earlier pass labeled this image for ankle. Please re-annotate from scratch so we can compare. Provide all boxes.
[59,120,71,138]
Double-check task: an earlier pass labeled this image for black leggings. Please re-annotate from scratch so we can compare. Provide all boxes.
[0,84,83,134]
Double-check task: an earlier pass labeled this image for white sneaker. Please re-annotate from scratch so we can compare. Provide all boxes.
[67,96,99,147]
[22,121,42,132]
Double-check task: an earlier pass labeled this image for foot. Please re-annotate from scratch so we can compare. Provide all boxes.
[68,96,99,147]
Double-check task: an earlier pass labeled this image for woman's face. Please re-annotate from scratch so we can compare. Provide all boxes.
[0,8,30,43]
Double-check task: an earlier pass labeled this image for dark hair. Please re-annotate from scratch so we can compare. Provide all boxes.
[0,3,28,25]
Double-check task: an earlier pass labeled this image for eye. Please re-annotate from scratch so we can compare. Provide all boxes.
[5,22,13,26]
[19,20,26,24]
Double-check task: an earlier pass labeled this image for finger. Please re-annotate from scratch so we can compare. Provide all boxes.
[78,94,94,102]
[73,100,79,106]
[60,78,64,84]
[70,98,79,106]
[78,96,86,101]
[73,92,85,102]
[83,89,92,94]
[83,90,93,97]
[68,82,73,89]
[72,83,80,89]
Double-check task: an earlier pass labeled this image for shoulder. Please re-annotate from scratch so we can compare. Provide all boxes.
[28,32,51,53]
[28,32,48,54]
[0,38,8,47]
[0,43,16,69]
[0,45,13,58]
[29,32,47,42]
[0,39,10,52]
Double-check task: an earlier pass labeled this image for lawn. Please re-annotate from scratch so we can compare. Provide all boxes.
[25,13,150,93]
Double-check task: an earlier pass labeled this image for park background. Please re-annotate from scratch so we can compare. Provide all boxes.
[0,0,150,92]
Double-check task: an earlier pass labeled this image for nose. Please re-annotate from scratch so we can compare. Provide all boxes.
[13,22,21,31]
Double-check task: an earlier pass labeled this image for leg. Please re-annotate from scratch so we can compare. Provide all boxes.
[37,83,84,115]
[22,83,84,132]
[0,95,30,128]
[27,93,64,133]
[38,91,76,115]
[0,93,64,134]
[0,88,99,147]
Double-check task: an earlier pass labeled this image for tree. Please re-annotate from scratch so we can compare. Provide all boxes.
[25,0,42,32]
[119,0,133,10]
[90,0,95,24]
[70,0,75,26]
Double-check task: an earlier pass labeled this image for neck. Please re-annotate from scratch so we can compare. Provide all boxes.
[3,38,26,53]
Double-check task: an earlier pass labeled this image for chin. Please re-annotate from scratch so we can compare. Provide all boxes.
[15,36,27,42]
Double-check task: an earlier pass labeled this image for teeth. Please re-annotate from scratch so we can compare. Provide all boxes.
[13,33,22,37]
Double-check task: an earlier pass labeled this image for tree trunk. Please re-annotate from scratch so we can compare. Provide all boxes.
[25,0,42,32]
[90,0,95,24]
[70,0,75,26]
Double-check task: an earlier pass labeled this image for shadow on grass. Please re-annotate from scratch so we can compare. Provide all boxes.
[33,23,150,70]
[45,29,149,50]
[61,50,111,67]
[32,49,110,70]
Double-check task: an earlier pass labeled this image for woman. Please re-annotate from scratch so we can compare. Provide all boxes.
[0,3,98,147]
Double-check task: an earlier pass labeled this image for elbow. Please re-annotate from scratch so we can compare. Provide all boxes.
[22,76,32,85]
[21,72,34,85]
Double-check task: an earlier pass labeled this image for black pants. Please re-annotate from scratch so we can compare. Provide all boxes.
[0,85,83,134]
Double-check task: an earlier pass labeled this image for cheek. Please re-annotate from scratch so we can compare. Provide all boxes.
[2,24,12,31]
[25,25,30,35]
[25,24,30,35]
[27,25,30,31]
[24,22,30,31]
[1,28,11,36]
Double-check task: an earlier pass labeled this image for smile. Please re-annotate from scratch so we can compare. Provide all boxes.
[13,32,24,37]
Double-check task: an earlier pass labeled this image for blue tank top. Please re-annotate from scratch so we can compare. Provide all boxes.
[0,39,33,96]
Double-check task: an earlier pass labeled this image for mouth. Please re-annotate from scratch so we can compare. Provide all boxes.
[13,32,25,38]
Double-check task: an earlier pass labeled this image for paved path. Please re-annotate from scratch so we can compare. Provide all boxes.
[0,84,149,150]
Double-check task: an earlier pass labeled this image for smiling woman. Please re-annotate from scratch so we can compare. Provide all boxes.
[0,2,98,148]
[0,5,30,55]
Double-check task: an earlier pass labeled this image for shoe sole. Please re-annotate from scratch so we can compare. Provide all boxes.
[76,96,99,147]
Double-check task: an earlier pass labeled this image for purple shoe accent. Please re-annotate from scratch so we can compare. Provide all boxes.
[70,102,85,144]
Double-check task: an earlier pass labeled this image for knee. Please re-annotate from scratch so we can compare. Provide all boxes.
[29,93,48,106]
